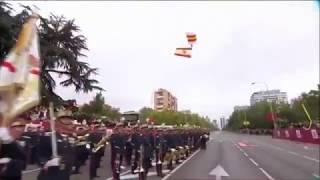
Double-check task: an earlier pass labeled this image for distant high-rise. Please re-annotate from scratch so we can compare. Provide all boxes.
[154,88,178,111]
[220,117,227,129]
[250,89,288,106]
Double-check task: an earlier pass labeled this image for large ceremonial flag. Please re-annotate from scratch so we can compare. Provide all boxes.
[174,47,192,58]
[0,13,41,120]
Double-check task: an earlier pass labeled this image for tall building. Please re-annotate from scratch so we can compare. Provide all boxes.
[212,120,218,128]
[234,105,249,111]
[154,88,178,111]
[250,89,288,106]
[220,117,227,129]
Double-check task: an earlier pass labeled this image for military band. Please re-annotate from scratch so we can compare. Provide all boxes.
[0,114,210,180]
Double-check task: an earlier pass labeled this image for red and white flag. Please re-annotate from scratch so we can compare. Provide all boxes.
[0,13,41,119]
[174,47,192,58]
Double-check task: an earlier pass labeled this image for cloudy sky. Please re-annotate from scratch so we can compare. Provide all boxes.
[11,1,319,120]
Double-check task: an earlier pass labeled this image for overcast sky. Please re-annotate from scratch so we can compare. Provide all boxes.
[11,1,319,120]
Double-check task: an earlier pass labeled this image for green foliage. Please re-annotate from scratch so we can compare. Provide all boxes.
[79,92,121,122]
[138,107,216,129]
[0,2,103,105]
[227,85,320,130]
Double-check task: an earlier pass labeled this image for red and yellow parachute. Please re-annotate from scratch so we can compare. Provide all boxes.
[174,32,197,58]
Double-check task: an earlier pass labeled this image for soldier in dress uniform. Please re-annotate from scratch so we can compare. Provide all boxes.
[37,157,70,180]
[124,127,133,166]
[23,125,40,165]
[140,125,154,177]
[0,117,27,180]
[73,133,90,174]
[88,124,105,180]
[110,123,126,179]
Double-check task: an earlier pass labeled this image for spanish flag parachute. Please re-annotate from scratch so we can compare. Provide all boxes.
[174,47,192,58]
[186,32,197,47]
[174,32,197,58]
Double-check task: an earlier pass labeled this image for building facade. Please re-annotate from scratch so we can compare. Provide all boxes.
[250,89,288,106]
[154,88,178,111]
[234,105,249,111]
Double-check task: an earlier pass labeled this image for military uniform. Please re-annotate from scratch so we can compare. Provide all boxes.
[110,130,125,179]
[124,134,133,166]
[0,142,26,180]
[88,131,104,179]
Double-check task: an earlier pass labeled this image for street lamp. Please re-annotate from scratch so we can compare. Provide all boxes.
[251,82,277,130]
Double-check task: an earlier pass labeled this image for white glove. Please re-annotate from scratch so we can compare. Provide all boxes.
[0,158,11,164]
[44,157,60,168]
[0,127,13,144]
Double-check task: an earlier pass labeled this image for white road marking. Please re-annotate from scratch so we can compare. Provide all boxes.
[118,171,167,180]
[313,173,320,179]
[208,164,229,180]
[276,147,284,151]
[234,144,242,150]
[162,149,201,180]
[303,156,320,163]
[249,158,259,166]
[243,152,248,157]
[22,168,41,174]
[259,168,275,180]
[245,139,320,162]
[288,151,298,155]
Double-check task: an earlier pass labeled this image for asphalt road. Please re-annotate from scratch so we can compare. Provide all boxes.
[22,131,320,180]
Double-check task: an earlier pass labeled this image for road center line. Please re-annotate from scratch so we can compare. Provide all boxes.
[303,156,320,163]
[22,168,41,174]
[288,151,298,155]
[259,168,275,180]
[249,158,259,166]
[162,149,201,180]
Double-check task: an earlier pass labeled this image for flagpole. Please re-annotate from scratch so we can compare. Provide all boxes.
[301,103,312,130]
[49,102,58,158]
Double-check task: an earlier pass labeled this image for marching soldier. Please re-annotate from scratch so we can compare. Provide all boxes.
[110,124,126,179]
[0,117,27,180]
[131,126,144,174]
[124,128,133,166]
[88,128,104,180]
[73,133,90,174]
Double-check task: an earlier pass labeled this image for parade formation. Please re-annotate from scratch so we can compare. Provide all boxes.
[0,105,210,180]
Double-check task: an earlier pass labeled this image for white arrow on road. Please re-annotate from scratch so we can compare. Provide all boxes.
[209,164,229,180]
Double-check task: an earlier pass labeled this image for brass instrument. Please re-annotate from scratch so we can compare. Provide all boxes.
[92,135,109,153]
[75,133,89,146]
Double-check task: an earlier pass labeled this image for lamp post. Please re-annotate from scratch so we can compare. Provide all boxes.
[251,82,277,130]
